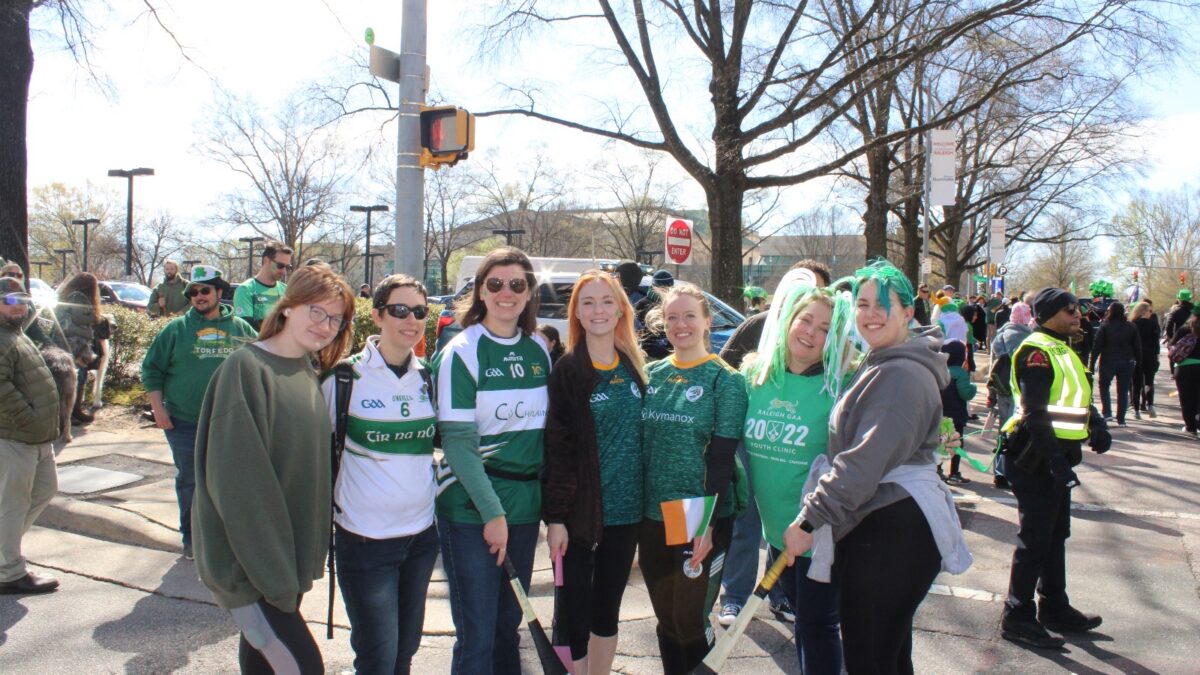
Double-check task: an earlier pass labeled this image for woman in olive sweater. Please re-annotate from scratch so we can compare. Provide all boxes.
[193,264,354,675]
[544,270,648,675]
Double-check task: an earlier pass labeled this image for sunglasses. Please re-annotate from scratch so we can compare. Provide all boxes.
[3,271,23,279]
[187,286,214,298]
[379,303,428,320]
[273,261,294,272]
[2,293,32,306]
[484,277,528,294]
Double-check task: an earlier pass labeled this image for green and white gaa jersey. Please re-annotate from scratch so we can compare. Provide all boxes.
[433,323,551,525]
[590,358,644,526]
[232,277,286,326]
[743,372,833,551]
[320,337,437,539]
[642,353,747,521]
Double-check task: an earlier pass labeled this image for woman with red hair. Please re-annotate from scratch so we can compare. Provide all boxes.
[543,269,648,674]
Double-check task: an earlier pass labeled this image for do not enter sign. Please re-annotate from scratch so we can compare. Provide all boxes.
[665,218,694,265]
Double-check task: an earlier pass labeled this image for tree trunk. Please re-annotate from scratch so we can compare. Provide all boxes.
[0,1,33,270]
[941,204,965,288]
[862,145,891,264]
[705,176,745,307]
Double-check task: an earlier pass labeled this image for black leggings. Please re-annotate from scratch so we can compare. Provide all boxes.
[1177,364,1200,432]
[1133,358,1158,410]
[554,523,640,660]
[231,597,323,675]
[639,516,734,675]
[837,498,941,675]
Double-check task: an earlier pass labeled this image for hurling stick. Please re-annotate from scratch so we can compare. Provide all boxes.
[692,553,791,674]
[503,557,569,675]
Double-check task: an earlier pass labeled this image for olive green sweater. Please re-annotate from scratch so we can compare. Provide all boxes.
[0,324,60,444]
[192,344,332,612]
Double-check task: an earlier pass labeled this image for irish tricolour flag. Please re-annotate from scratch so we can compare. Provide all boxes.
[661,496,716,546]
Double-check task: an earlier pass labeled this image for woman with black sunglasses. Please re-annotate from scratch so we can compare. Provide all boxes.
[433,246,551,675]
[319,274,440,674]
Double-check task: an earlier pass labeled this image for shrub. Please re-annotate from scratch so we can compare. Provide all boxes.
[348,297,446,359]
[106,306,160,389]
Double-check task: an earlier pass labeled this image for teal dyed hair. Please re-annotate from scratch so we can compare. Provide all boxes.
[847,259,915,316]
[743,284,857,398]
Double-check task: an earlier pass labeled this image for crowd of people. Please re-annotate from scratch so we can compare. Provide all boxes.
[0,243,1196,673]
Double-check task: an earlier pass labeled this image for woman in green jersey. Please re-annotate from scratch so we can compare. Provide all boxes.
[640,284,748,675]
[433,247,551,675]
[544,269,648,675]
[741,284,856,674]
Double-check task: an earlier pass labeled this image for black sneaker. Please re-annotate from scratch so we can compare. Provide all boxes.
[993,475,1011,490]
[770,597,796,623]
[1039,605,1102,633]
[1001,616,1065,649]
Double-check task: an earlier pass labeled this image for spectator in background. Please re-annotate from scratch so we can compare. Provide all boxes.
[232,240,293,331]
[615,260,647,307]
[635,270,678,360]
[913,283,931,326]
[141,265,256,560]
[940,341,976,484]
[358,283,372,299]
[1130,300,1161,419]
[1169,306,1200,438]
[55,272,101,426]
[0,276,61,595]
[148,260,189,318]
[536,324,565,365]
[995,298,1012,330]
[1090,302,1141,427]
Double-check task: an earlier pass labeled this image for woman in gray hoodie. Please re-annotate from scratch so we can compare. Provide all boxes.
[784,260,971,675]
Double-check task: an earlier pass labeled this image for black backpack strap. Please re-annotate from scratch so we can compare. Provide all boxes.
[326,360,354,639]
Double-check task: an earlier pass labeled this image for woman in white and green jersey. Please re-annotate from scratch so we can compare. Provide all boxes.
[320,274,439,674]
[640,284,748,675]
[741,284,856,675]
[432,247,551,675]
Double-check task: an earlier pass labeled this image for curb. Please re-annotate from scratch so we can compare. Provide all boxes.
[39,496,181,553]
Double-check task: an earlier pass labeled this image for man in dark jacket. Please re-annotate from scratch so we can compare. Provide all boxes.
[1165,290,1194,343]
[1000,287,1110,649]
[0,276,61,594]
[1089,302,1141,426]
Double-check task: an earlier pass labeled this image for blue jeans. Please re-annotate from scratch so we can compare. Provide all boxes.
[771,548,842,675]
[438,519,539,675]
[721,444,784,608]
[336,523,440,675]
[1099,359,1135,423]
[161,416,197,547]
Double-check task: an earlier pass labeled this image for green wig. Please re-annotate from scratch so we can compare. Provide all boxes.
[743,283,858,398]
[846,259,915,317]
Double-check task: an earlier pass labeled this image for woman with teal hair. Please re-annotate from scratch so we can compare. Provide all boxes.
[783,260,972,675]
[740,283,856,674]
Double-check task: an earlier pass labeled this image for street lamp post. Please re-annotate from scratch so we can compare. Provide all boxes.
[70,218,100,272]
[53,249,75,283]
[30,261,50,278]
[366,252,386,286]
[492,228,526,247]
[238,236,265,278]
[182,260,201,278]
[350,205,390,285]
[107,167,155,277]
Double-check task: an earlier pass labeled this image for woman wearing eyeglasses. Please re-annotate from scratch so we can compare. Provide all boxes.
[193,264,354,675]
[433,246,551,675]
[319,274,440,674]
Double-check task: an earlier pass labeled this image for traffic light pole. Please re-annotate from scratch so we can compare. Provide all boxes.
[395,0,427,280]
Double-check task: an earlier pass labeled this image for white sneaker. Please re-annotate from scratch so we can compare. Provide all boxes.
[718,603,741,627]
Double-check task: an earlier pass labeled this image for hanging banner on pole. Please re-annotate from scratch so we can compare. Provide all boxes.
[989,219,1007,265]
[665,218,694,265]
[929,130,958,206]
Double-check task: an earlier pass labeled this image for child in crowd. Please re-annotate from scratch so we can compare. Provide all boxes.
[940,341,976,484]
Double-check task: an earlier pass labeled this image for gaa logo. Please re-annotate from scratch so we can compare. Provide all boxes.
[685,386,704,402]
[484,368,505,378]
[361,399,386,409]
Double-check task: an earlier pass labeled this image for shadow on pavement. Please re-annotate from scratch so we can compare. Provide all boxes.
[1071,506,1181,537]
[957,508,1017,544]
[92,559,235,673]
[0,598,30,647]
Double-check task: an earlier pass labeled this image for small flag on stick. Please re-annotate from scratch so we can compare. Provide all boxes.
[661,496,716,545]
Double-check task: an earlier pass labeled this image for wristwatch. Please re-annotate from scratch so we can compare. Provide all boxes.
[798,519,814,533]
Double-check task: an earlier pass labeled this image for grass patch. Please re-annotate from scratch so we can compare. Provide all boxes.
[106,383,147,407]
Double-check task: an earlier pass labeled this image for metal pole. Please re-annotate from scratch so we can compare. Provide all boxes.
[83,221,90,272]
[365,210,372,285]
[247,244,254,277]
[921,132,931,286]
[125,176,134,276]
[395,0,428,278]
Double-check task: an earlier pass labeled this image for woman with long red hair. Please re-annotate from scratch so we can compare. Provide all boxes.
[543,269,647,674]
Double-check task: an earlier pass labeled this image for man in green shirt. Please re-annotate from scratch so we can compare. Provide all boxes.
[142,264,257,558]
[232,240,293,330]
[147,260,189,318]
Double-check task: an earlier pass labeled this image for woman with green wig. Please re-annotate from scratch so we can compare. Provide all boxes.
[782,260,972,675]
[740,283,856,674]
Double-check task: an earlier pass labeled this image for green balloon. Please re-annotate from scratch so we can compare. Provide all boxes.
[364,27,375,45]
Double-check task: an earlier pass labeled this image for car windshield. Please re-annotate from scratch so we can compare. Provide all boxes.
[112,284,151,302]
[29,278,52,293]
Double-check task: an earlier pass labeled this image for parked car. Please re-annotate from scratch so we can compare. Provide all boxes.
[218,283,240,307]
[28,278,58,310]
[99,281,153,312]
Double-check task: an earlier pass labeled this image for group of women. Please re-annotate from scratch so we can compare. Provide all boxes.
[188,248,970,675]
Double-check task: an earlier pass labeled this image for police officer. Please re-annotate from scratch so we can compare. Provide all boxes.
[1000,287,1111,649]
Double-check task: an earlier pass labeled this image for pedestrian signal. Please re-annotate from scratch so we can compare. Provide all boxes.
[420,106,474,169]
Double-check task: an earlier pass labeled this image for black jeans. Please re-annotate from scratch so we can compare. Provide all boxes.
[836,498,941,675]
[1004,458,1072,621]
[554,522,640,660]
[771,547,842,675]
[1099,359,1135,423]
[1132,357,1159,411]
[639,516,734,675]
[1177,364,1200,433]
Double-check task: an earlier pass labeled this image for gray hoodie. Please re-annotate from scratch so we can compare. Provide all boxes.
[799,325,949,541]
[991,321,1032,358]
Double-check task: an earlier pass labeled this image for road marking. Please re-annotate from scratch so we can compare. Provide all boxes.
[954,493,1200,521]
[929,583,1004,603]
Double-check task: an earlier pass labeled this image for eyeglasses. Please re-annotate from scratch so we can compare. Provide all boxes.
[307,304,347,332]
[2,293,32,306]
[186,286,214,298]
[379,303,428,320]
[273,260,294,272]
[484,277,528,294]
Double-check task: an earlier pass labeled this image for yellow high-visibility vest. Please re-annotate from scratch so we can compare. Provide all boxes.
[1002,331,1092,440]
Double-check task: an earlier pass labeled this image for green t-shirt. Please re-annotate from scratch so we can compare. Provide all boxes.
[744,372,833,551]
[642,354,748,521]
[233,277,287,327]
[433,323,550,525]
[590,358,644,526]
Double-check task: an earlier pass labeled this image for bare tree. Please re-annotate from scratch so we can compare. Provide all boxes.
[588,152,683,260]
[199,94,352,261]
[26,182,124,278]
[426,166,489,293]
[470,155,593,258]
[1109,187,1200,309]
[1010,210,1098,293]
[131,211,185,285]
